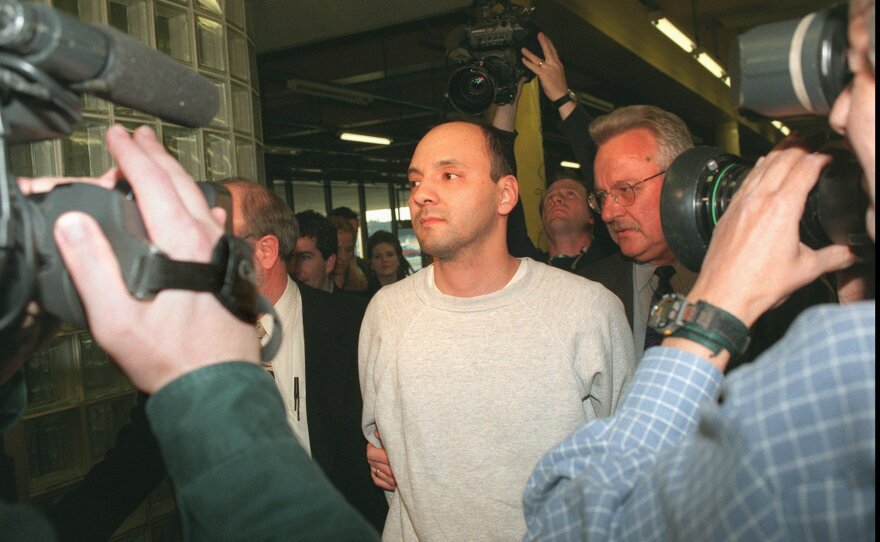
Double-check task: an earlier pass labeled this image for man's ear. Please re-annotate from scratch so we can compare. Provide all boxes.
[324,253,337,276]
[496,174,519,216]
[253,235,280,270]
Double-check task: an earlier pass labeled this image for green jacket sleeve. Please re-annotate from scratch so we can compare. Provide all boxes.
[146,362,379,542]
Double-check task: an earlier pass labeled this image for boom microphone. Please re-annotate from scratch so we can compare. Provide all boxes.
[0,0,218,128]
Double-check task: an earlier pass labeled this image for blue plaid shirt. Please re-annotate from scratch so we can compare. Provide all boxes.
[524,301,875,541]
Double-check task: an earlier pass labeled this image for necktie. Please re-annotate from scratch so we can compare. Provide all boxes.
[256,321,275,378]
[644,265,676,350]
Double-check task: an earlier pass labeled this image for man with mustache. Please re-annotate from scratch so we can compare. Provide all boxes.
[585,106,835,364]
[359,120,634,540]
[525,1,875,538]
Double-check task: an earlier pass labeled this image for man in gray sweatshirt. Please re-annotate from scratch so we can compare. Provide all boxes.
[359,120,634,541]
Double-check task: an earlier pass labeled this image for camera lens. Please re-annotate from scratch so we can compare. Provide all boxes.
[447,63,497,115]
[661,146,870,271]
[731,5,848,118]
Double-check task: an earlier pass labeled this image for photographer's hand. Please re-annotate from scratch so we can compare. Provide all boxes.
[520,32,576,120]
[53,125,260,394]
[668,142,858,370]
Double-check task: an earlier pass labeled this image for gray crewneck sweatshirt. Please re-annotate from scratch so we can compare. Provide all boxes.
[360,258,635,541]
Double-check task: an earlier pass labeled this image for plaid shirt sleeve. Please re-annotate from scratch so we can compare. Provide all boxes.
[523,301,875,542]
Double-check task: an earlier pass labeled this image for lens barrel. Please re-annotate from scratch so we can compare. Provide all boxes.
[662,146,870,271]
[447,62,497,115]
[730,5,849,118]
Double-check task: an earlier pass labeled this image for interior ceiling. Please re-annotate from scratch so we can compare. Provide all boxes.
[251,0,836,185]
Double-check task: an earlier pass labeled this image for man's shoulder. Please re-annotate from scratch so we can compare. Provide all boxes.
[729,301,875,389]
[529,258,623,299]
[580,251,633,275]
[368,271,423,304]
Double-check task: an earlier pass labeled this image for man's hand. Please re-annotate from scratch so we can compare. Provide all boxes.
[679,142,859,369]
[53,125,260,394]
[367,430,397,491]
[520,33,576,120]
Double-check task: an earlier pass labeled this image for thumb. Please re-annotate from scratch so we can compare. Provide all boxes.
[808,243,860,277]
[54,212,135,333]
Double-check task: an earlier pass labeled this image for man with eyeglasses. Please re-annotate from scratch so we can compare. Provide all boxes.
[581,105,699,359]
[585,105,836,364]
[525,1,875,538]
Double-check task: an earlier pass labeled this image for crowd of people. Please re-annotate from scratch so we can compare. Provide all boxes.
[0,1,875,540]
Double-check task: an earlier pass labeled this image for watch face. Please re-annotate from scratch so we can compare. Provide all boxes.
[648,294,683,332]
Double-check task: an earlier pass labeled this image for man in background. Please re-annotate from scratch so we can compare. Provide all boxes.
[222,179,387,530]
[290,210,337,293]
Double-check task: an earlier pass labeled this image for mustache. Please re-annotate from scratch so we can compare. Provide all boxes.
[608,220,640,233]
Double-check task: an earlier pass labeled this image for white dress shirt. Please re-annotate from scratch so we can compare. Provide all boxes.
[259,276,311,455]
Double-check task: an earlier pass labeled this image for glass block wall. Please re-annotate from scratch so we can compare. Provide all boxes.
[2,1,262,540]
[8,0,264,184]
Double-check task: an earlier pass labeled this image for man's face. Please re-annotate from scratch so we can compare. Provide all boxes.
[830,8,875,240]
[594,128,674,264]
[541,178,593,238]
[291,236,333,291]
[407,122,508,260]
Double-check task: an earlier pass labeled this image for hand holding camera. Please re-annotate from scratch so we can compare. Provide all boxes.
[54,125,260,394]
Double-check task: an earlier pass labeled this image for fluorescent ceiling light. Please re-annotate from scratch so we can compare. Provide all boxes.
[652,17,696,53]
[695,52,731,86]
[651,16,730,86]
[560,161,581,169]
[577,93,614,113]
[340,132,392,145]
[771,120,791,136]
[287,79,373,106]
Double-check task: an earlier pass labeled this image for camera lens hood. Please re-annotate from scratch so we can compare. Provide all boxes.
[662,146,746,272]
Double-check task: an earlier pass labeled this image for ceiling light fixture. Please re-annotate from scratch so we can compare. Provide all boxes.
[651,17,696,53]
[339,132,393,145]
[287,79,374,106]
[560,160,581,169]
[695,51,731,87]
[577,92,614,113]
[771,120,791,136]
[651,16,731,87]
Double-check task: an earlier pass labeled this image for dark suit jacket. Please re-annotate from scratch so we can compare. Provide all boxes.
[298,283,388,531]
[579,252,635,331]
[49,284,387,540]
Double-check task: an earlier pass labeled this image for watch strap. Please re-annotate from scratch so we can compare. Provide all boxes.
[552,90,575,108]
[672,300,750,358]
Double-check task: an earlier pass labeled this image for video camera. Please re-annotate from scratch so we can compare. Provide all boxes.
[0,1,272,375]
[445,0,540,115]
[661,3,873,272]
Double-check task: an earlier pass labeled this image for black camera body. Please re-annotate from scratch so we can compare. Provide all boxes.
[445,1,539,115]
[660,3,872,272]
[0,0,241,367]
[662,145,870,272]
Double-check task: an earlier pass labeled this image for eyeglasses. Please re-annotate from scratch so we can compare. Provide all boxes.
[587,170,665,213]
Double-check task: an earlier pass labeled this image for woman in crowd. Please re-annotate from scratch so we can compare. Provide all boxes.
[367,230,413,295]
[329,216,369,295]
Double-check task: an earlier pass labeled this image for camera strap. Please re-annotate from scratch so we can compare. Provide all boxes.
[127,234,281,362]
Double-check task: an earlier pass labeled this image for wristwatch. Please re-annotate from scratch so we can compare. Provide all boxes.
[552,89,576,109]
[648,293,750,357]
